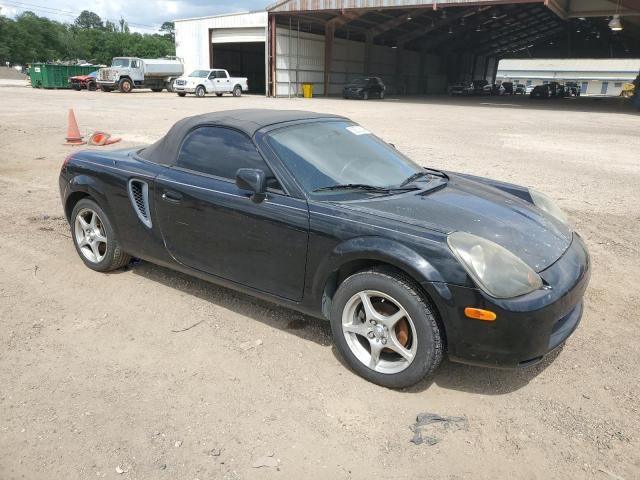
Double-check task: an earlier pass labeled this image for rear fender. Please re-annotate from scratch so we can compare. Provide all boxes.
[65,175,116,229]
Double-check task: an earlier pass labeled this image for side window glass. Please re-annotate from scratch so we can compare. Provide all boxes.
[208,71,216,79]
[177,127,283,192]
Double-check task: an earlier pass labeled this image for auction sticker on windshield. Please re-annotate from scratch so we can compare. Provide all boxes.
[346,125,370,135]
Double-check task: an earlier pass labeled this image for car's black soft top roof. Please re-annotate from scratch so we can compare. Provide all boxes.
[139,109,344,166]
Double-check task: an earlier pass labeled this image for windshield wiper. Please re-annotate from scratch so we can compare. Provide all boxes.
[399,168,448,187]
[312,183,418,194]
[313,184,389,193]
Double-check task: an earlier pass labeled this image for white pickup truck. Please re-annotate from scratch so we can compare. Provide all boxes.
[174,69,249,97]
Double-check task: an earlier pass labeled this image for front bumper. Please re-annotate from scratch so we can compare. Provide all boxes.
[97,80,118,88]
[425,233,590,368]
[343,89,364,99]
[174,84,196,93]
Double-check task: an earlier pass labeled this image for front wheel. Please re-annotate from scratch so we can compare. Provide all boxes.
[330,267,443,388]
[379,90,385,100]
[195,85,206,97]
[118,78,133,93]
[71,198,131,272]
[177,92,186,97]
[232,85,242,97]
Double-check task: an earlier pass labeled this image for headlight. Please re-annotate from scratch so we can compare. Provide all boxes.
[529,189,568,225]
[448,232,543,298]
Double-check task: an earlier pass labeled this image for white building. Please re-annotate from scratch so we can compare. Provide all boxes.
[175,11,269,95]
[497,58,640,96]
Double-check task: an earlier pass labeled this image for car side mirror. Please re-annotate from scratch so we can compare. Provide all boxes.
[235,168,267,203]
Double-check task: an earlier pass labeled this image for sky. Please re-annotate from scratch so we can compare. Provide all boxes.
[0,0,271,32]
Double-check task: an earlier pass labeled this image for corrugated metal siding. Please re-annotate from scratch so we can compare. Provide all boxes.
[276,28,325,96]
[498,58,640,73]
[269,0,512,13]
[275,26,447,96]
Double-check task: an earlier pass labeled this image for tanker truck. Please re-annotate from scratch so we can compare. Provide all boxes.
[97,57,184,93]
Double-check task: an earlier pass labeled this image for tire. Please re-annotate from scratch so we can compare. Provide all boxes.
[216,93,223,97]
[118,78,133,93]
[100,86,113,92]
[177,92,186,97]
[70,198,131,273]
[151,88,163,92]
[87,82,97,91]
[195,85,206,97]
[363,90,369,100]
[232,85,242,97]
[167,79,176,93]
[380,90,385,100]
[330,267,443,388]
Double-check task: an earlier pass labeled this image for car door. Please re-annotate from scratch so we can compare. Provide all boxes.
[205,71,216,92]
[155,126,309,301]
[212,70,230,93]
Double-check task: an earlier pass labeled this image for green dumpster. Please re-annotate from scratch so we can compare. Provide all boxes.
[29,64,98,89]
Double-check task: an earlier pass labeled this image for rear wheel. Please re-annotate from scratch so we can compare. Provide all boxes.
[118,78,133,93]
[71,198,131,272]
[195,85,206,97]
[233,85,242,97]
[379,90,385,100]
[167,79,176,93]
[330,267,443,388]
[87,82,97,91]
[177,92,186,97]
[363,90,369,100]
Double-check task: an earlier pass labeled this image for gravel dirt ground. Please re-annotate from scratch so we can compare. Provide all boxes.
[1,85,639,480]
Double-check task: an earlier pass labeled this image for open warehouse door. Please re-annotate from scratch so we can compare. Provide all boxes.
[211,28,266,95]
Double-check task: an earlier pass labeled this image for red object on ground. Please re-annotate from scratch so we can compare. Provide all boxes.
[64,109,86,146]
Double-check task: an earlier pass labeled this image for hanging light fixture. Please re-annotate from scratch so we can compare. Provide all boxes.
[608,15,623,31]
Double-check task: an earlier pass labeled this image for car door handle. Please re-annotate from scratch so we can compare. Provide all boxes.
[162,190,182,203]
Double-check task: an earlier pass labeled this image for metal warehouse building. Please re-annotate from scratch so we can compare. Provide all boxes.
[497,58,640,96]
[175,0,640,97]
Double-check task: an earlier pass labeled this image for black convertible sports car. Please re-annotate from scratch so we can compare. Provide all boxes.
[59,109,590,388]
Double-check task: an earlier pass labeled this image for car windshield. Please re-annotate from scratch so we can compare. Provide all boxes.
[111,58,130,68]
[189,70,209,78]
[266,120,423,199]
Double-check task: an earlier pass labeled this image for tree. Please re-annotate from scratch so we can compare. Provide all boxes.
[159,21,175,41]
[74,10,103,30]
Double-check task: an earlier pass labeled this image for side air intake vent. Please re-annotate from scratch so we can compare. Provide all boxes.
[128,179,152,228]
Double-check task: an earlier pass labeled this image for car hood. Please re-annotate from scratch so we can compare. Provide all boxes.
[334,174,572,272]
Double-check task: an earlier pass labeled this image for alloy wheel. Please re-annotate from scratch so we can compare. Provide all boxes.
[74,208,108,264]
[341,290,417,374]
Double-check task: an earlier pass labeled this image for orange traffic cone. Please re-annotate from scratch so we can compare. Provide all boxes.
[64,109,85,146]
[88,131,122,146]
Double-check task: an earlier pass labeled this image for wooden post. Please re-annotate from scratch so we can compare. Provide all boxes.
[324,22,335,97]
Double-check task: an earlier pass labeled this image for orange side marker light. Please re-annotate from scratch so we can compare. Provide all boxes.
[464,307,497,321]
